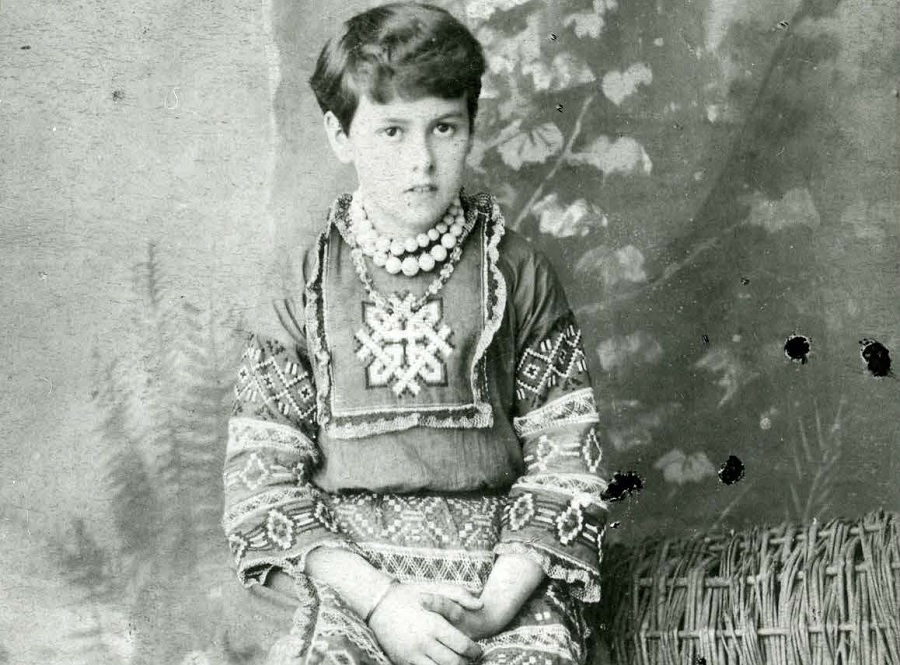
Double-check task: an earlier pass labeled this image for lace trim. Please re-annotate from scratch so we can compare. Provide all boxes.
[227,416,317,457]
[304,193,508,439]
[312,584,392,665]
[513,388,599,438]
[235,539,363,588]
[480,624,580,661]
[512,473,610,509]
[305,211,334,439]
[357,542,493,591]
[493,540,603,603]
[472,192,508,416]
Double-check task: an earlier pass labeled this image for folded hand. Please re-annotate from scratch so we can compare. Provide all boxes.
[418,591,503,641]
[368,582,484,665]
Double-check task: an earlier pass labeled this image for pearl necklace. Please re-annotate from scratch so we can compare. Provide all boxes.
[342,193,476,315]
[349,195,466,277]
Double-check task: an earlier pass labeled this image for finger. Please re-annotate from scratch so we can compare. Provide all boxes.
[425,640,467,665]
[419,593,463,623]
[434,622,483,660]
[429,585,483,611]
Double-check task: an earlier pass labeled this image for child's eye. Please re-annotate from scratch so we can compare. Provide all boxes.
[379,127,402,139]
[434,123,456,136]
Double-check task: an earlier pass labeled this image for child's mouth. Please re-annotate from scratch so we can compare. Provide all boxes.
[407,185,437,194]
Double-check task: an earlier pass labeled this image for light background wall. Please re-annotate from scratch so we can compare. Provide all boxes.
[1,0,898,662]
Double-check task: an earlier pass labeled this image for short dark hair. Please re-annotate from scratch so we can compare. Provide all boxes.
[310,2,485,134]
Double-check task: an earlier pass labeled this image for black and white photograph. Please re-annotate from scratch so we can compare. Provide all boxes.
[1,0,898,663]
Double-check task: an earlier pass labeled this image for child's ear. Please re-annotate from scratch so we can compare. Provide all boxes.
[323,111,353,164]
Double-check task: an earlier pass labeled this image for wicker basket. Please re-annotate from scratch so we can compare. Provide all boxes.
[598,511,900,664]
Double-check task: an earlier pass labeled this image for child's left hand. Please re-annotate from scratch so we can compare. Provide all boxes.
[419,592,504,641]
[421,553,546,642]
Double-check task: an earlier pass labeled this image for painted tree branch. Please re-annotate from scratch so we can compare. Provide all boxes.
[510,93,598,231]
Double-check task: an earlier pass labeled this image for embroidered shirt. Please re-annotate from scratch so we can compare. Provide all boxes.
[222,192,610,601]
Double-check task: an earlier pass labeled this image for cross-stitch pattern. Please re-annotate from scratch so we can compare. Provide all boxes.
[355,294,454,397]
[515,317,588,407]
[233,337,317,431]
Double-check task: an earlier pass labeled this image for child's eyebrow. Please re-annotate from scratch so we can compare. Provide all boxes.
[377,112,466,124]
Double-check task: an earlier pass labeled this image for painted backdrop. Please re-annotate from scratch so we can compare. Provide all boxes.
[1,0,897,662]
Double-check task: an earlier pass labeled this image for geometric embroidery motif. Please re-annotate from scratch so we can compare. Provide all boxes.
[355,293,454,397]
[234,340,317,426]
[515,317,587,406]
[555,499,586,546]
[581,429,603,473]
[506,493,536,531]
[239,452,270,491]
[266,509,295,550]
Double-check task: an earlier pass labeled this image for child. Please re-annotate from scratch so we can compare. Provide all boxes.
[222,3,610,664]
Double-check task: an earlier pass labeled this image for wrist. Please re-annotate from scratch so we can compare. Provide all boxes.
[365,578,398,625]
[477,592,517,632]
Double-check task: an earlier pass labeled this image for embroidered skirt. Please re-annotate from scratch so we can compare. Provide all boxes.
[258,491,591,665]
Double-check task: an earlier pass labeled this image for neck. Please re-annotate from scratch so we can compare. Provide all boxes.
[369,211,427,238]
[363,201,439,238]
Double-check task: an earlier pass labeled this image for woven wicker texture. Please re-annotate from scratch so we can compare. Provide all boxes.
[598,511,900,664]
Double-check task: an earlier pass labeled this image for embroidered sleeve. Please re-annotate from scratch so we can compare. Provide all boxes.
[496,253,609,602]
[223,326,362,587]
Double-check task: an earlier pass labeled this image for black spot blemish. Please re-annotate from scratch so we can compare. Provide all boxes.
[601,472,644,502]
[610,521,620,529]
[556,104,564,113]
[21,45,31,50]
[784,334,810,364]
[549,32,558,41]
[741,276,750,285]
[718,455,745,485]
[859,338,891,377]
[112,90,125,101]
[702,334,710,345]
[695,657,708,665]
[777,20,790,28]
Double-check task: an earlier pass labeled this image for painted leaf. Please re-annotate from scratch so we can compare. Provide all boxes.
[466,0,535,21]
[608,425,653,451]
[466,121,523,172]
[568,135,653,175]
[596,331,663,372]
[693,347,759,407]
[842,198,900,241]
[532,193,608,237]
[574,244,647,286]
[565,11,606,39]
[601,63,653,105]
[479,14,542,75]
[564,0,618,38]
[654,449,717,485]
[497,122,564,170]
[742,188,821,232]
[524,53,596,91]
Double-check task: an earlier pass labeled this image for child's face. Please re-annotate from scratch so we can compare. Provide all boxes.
[325,94,471,234]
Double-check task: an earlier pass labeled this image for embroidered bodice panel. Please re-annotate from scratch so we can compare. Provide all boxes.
[311,197,494,433]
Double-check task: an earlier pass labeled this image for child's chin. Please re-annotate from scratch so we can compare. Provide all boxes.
[398,201,446,226]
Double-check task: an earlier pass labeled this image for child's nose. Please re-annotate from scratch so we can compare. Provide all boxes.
[408,135,434,171]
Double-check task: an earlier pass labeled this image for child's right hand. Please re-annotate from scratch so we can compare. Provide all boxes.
[368,583,484,665]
